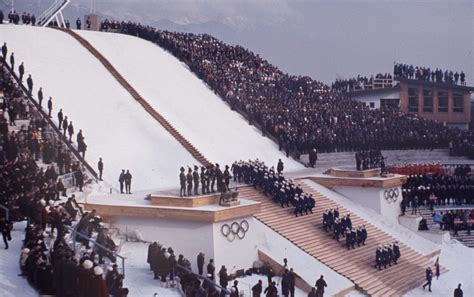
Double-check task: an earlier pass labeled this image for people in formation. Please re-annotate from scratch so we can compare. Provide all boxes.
[322,209,367,247]
[374,242,401,270]
[355,150,383,171]
[234,159,315,217]
[179,163,230,197]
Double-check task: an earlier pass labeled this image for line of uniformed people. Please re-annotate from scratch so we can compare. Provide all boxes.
[179,164,232,197]
[374,242,401,270]
[233,159,316,217]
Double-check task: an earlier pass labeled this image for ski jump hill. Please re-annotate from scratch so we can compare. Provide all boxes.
[1,25,301,191]
[2,25,472,297]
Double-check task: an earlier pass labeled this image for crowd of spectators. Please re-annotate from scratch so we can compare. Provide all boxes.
[432,209,474,235]
[393,63,466,85]
[100,21,474,159]
[1,53,125,295]
[332,73,393,92]
[146,242,223,297]
[401,167,474,214]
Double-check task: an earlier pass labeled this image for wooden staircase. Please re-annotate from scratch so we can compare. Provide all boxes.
[54,27,211,167]
[239,182,448,296]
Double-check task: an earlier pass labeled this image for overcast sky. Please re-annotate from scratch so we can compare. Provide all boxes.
[4,0,473,85]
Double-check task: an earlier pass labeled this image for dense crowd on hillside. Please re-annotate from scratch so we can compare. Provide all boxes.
[100,21,474,159]
[393,63,466,85]
[331,73,393,92]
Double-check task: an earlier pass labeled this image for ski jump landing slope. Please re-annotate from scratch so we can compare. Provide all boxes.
[0,25,198,191]
[76,30,302,172]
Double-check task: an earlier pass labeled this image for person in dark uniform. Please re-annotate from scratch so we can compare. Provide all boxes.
[47,96,53,118]
[393,241,400,264]
[67,121,74,142]
[0,217,12,249]
[422,266,433,292]
[454,284,463,297]
[1,42,7,61]
[277,159,284,174]
[57,108,64,130]
[186,168,193,196]
[124,170,132,194]
[98,158,104,181]
[209,165,216,192]
[9,52,14,70]
[197,252,205,275]
[193,166,200,195]
[219,265,228,288]
[76,18,81,29]
[200,166,207,195]
[62,115,68,136]
[18,62,25,81]
[119,169,125,194]
[375,246,383,270]
[75,169,84,192]
[252,280,263,297]
[206,259,215,280]
[37,87,43,107]
[309,148,318,168]
[224,165,231,191]
[315,275,327,297]
[179,167,186,197]
[26,74,33,94]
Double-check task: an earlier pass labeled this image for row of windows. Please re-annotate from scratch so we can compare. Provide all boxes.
[408,87,464,113]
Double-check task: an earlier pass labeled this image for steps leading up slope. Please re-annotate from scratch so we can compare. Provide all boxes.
[239,183,448,296]
[55,27,212,167]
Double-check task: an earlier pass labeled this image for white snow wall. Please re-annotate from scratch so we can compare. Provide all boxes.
[76,30,303,172]
[0,25,199,191]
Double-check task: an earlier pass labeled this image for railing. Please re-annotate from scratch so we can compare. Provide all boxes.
[65,225,126,276]
[37,0,69,27]
[175,263,230,295]
[0,204,9,221]
[1,61,99,180]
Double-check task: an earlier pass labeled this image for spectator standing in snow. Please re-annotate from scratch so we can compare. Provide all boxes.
[454,284,463,297]
[47,96,53,117]
[118,169,125,194]
[124,170,132,194]
[98,158,104,181]
[315,275,327,297]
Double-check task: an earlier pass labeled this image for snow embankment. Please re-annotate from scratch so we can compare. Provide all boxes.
[1,25,198,191]
[76,30,303,172]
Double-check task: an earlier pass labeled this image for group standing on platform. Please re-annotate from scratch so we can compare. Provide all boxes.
[355,150,384,171]
[179,163,232,197]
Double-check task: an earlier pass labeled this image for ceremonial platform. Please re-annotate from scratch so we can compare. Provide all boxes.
[82,188,261,273]
[305,167,407,223]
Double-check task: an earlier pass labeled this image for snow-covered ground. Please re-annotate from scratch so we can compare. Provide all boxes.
[76,30,303,173]
[305,180,474,297]
[1,25,198,191]
[0,222,37,297]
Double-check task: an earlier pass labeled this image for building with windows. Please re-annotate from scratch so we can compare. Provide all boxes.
[398,78,472,129]
[349,78,473,129]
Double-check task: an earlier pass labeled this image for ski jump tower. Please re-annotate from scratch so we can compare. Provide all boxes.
[37,0,71,27]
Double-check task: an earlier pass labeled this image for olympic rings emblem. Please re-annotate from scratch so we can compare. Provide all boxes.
[384,188,399,203]
[221,220,249,242]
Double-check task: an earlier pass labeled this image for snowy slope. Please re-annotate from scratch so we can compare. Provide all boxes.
[76,30,303,172]
[0,25,198,191]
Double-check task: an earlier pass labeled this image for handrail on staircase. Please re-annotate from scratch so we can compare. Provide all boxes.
[65,225,127,276]
[0,204,9,221]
